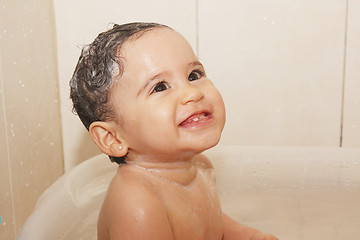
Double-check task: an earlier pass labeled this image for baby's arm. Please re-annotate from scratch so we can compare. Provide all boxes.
[99,178,174,240]
[222,213,278,240]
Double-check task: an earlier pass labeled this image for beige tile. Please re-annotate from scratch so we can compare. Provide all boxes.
[343,0,360,147]
[199,0,346,147]
[0,0,64,236]
[54,0,198,170]
[0,64,16,240]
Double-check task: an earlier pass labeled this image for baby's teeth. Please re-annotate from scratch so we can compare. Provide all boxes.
[193,117,199,122]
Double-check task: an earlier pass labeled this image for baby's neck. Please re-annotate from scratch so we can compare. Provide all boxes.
[127,157,199,186]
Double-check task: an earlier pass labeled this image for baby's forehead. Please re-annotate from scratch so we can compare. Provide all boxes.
[119,28,192,57]
[114,27,198,78]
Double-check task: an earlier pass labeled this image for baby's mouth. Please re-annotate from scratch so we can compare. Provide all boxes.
[179,112,212,127]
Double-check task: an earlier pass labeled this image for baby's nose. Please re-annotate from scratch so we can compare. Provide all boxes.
[180,83,204,105]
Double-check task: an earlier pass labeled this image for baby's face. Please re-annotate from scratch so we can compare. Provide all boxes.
[110,28,225,162]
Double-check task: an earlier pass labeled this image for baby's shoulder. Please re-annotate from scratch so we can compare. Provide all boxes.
[99,166,173,239]
[102,167,157,219]
[106,165,159,202]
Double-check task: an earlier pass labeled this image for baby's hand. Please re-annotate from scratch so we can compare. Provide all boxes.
[250,232,279,240]
[223,213,279,240]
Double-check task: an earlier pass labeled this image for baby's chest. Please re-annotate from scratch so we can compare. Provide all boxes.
[160,173,223,239]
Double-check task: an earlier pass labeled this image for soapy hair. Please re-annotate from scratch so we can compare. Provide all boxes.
[70,22,168,164]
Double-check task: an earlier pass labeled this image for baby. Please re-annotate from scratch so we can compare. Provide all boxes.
[70,22,278,240]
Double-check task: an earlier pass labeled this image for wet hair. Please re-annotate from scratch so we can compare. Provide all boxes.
[70,22,168,164]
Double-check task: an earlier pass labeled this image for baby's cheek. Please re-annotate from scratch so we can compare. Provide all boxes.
[209,88,225,112]
[211,90,226,126]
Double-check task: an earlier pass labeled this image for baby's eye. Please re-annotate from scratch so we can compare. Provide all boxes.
[151,81,170,93]
[188,70,204,81]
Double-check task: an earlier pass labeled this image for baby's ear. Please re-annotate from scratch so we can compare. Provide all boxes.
[89,121,128,157]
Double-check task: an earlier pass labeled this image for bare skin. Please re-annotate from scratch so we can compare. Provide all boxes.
[90,28,278,240]
[97,155,277,240]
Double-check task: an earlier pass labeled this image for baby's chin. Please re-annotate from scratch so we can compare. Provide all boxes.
[185,134,222,155]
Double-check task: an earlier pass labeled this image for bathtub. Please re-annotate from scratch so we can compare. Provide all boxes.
[16,146,360,239]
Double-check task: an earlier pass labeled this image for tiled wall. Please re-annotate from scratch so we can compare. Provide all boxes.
[0,1,64,239]
[199,0,346,146]
[343,0,360,147]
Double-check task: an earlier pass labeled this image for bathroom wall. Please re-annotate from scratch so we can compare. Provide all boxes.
[199,0,360,148]
[199,0,345,147]
[55,0,360,170]
[0,0,64,239]
[343,0,360,147]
